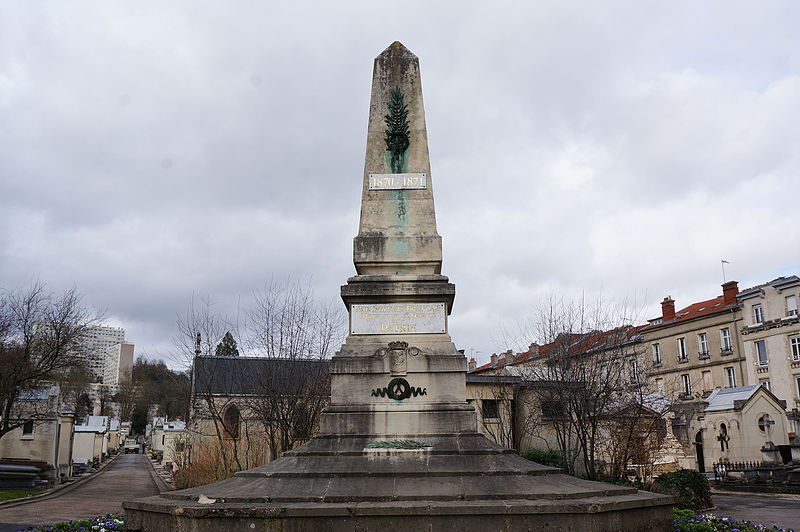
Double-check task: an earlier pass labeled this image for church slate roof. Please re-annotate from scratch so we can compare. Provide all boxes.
[192,356,329,396]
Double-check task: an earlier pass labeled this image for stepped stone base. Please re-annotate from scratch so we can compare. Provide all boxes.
[123,432,673,531]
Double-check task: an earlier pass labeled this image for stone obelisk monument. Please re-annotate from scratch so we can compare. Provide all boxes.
[124,42,672,531]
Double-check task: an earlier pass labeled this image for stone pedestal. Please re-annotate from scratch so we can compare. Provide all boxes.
[790,443,800,463]
[123,41,673,531]
[124,432,672,531]
[761,441,782,464]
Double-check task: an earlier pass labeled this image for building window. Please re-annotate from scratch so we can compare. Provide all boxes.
[682,374,692,396]
[22,421,34,435]
[541,400,565,420]
[759,378,771,391]
[698,333,709,357]
[795,375,800,398]
[725,367,736,388]
[787,295,798,317]
[222,404,241,439]
[755,340,768,366]
[482,399,499,419]
[701,370,713,393]
[720,328,732,353]
[677,338,687,361]
[753,304,764,324]
[790,335,800,361]
[652,343,662,365]
[629,359,639,384]
[719,423,729,452]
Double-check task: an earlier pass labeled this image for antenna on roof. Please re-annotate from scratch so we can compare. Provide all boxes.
[721,260,730,283]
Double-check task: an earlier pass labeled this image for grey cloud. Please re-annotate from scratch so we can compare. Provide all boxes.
[1,1,798,364]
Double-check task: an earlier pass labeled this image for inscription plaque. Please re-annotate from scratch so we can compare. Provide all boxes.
[351,302,446,334]
[368,173,427,190]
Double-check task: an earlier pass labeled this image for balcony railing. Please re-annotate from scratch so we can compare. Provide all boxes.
[698,351,711,359]
[720,346,733,355]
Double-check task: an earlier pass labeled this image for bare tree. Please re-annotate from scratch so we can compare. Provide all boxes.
[0,282,100,439]
[173,294,235,367]
[112,372,139,422]
[175,279,345,483]
[245,279,344,459]
[58,363,94,423]
[509,295,666,480]
[177,298,259,476]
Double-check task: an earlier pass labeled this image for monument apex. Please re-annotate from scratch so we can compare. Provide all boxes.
[355,41,442,276]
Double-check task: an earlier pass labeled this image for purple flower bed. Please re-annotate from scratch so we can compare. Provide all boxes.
[14,510,796,532]
[17,514,123,532]
[674,508,795,532]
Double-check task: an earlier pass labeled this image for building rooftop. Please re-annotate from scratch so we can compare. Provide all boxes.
[193,356,330,395]
[704,385,760,412]
[471,326,643,373]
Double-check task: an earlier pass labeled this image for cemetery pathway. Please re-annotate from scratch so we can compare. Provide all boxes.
[713,492,800,531]
[0,453,159,532]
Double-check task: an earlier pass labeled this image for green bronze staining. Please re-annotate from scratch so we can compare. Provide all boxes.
[384,87,410,173]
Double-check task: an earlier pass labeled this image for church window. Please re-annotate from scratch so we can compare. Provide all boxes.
[757,414,774,436]
[718,423,729,452]
[223,404,241,439]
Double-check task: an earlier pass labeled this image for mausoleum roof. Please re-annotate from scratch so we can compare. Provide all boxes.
[704,385,760,412]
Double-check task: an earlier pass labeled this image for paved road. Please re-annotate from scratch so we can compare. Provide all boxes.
[713,492,800,530]
[0,454,159,532]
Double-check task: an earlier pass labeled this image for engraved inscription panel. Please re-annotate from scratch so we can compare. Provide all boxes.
[351,303,446,335]
[368,173,427,190]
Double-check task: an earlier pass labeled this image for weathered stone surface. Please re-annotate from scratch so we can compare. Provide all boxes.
[354,42,442,276]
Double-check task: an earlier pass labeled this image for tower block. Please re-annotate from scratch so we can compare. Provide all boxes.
[123,43,673,532]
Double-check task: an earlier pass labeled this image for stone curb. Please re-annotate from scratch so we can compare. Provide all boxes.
[712,488,800,500]
[0,454,120,509]
[146,459,171,493]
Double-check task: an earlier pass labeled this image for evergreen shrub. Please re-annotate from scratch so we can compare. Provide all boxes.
[653,469,712,510]
[520,448,568,470]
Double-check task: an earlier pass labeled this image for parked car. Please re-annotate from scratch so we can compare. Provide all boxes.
[124,439,139,454]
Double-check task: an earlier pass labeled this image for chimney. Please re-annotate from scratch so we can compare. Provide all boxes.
[504,349,515,365]
[661,296,676,321]
[722,280,739,307]
[468,358,476,372]
[490,353,498,366]
[528,342,540,355]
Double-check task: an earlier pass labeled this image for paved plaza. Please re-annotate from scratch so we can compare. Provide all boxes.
[712,492,800,531]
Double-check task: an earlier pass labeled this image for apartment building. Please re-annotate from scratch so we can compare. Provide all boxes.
[642,281,747,401]
[737,275,800,434]
[72,325,133,385]
[103,342,135,384]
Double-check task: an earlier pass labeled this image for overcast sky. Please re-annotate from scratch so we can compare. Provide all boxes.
[2,2,798,366]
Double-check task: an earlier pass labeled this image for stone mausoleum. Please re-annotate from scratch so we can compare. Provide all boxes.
[124,42,673,531]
